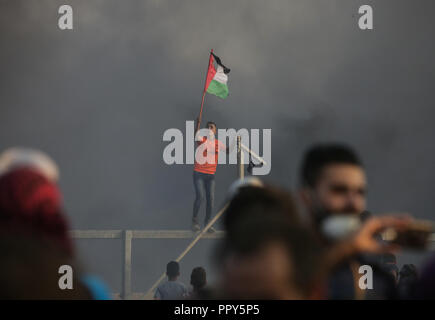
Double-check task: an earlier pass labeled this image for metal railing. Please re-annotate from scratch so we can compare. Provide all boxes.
[71,229,435,299]
[71,229,225,299]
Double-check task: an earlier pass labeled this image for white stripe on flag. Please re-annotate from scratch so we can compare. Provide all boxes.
[213,66,228,84]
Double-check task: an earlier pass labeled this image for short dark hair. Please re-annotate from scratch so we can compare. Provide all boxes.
[190,267,206,290]
[166,261,180,278]
[206,121,216,128]
[300,144,362,188]
[222,221,323,297]
[223,185,300,235]
[216,185,324,297]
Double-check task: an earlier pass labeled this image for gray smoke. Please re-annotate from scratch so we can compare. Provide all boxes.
[1,0,434,294]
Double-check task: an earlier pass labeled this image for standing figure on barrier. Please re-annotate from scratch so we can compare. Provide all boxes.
[192,119,229,233]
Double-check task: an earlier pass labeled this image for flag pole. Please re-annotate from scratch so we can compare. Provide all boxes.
[196,49,213,133]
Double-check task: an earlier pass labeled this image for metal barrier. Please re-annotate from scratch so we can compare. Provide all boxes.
[70,229,225,299]
[71,229,435,299]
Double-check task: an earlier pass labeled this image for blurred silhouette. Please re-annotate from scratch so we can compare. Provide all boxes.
[0,167,74,256]
[215,184,325,299]
[415,254,435,299]
[0,147,112,299]
[0,233,89,299]
[397,264,418,299]
[0,147,73,256]
[382,253,399,284]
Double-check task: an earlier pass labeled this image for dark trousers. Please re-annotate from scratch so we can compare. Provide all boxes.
[192,171,215,225]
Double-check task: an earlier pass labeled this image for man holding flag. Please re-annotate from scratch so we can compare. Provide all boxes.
[191,50,231,232]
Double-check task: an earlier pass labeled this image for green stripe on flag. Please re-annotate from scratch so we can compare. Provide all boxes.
[206,79,229,99]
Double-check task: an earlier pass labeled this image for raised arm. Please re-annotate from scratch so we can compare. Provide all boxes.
[195,117,207,146]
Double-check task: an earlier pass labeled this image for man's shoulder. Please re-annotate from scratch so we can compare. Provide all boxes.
[175,281,188,289]
[173,281,188,294]
[160,280,186,289]
[156,282,167,291]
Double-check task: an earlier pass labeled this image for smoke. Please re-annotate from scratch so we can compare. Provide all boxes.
[1,0,435,293]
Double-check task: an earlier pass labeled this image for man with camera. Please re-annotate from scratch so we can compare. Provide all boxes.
[298,143,412,299]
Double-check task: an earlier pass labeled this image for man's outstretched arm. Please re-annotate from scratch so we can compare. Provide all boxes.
[194,117,204,144]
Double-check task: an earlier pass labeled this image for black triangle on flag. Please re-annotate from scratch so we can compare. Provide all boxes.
[211,52,230,74]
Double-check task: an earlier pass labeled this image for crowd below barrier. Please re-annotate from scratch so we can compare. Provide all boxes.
[0,145,434,300]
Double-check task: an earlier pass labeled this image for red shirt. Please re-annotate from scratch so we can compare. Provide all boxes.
[194,137,226,175]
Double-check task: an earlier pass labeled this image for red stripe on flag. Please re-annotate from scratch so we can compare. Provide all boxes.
[204,53,216,92]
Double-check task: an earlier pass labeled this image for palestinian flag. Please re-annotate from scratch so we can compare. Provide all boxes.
[204,51,230,99]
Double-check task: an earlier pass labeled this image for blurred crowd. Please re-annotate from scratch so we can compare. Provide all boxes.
[1,145,435,299]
